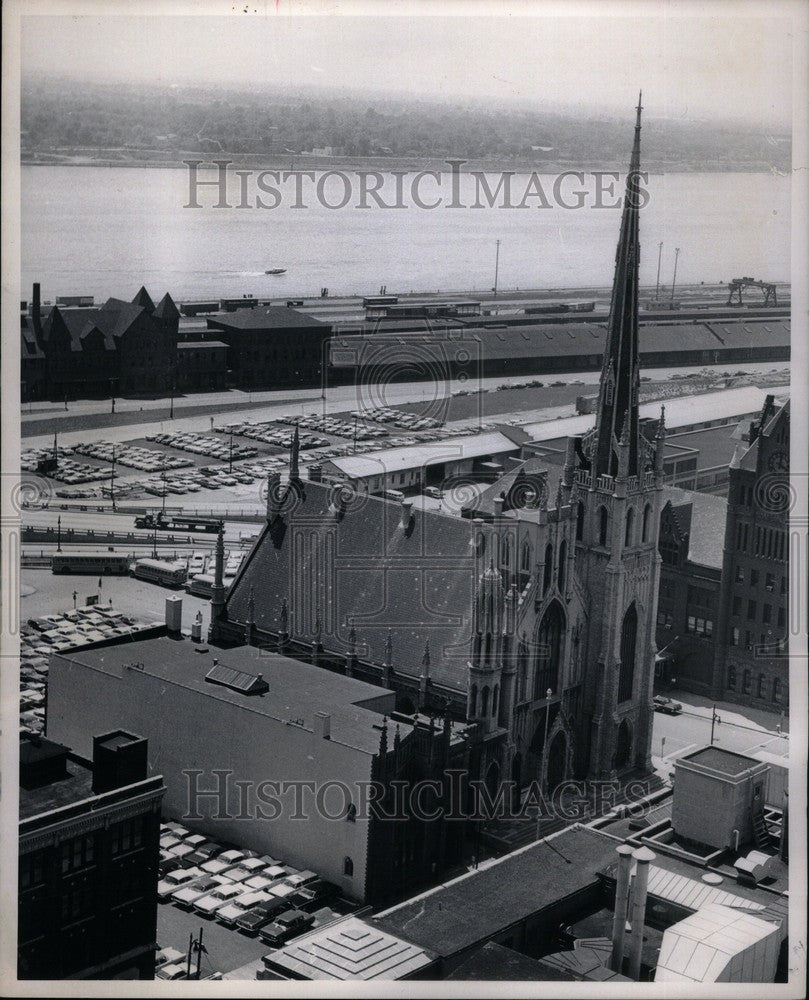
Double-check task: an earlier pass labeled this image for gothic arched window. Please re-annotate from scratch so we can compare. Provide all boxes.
[625,508,634,547]
[542,543,553,594]
[534,601,565,698]
[617,602,638,703]
[492,684,499,718]
[343,856,354,877]
[481,686,490,717]
[470,684,478,718]
[642,503,651,542]
[557,539,567,593]
[521,540,531,573]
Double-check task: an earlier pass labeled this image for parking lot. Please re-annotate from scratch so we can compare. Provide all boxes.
[154,820,356,980]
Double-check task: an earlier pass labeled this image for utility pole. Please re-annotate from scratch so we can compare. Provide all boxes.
[655,241,663,299]
[229,432,234,474]
[110,446,116,512]
[186,932,193,979]
[195,925,205,979]
[57,515,62,553]
[493,239,501,298]
[670,247,681,303]
[710,704,721,745]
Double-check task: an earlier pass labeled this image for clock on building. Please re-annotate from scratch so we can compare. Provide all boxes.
[767,450,788,473]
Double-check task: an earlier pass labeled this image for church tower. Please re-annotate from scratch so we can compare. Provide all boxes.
[572,95,665,780]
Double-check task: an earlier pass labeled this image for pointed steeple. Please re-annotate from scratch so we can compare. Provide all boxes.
[593,94,643,479]
[208,523,227,642]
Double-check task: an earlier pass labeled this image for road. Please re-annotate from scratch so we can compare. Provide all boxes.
[651,689,789,776]
[156,902,268,977]
[21,359,786,448]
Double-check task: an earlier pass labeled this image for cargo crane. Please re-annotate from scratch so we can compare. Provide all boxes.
[726,277,778,307]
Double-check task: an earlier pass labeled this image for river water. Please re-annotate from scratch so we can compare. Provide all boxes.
[21,165,790,302]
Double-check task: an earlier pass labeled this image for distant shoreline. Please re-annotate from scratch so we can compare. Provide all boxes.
[19,152,787,175]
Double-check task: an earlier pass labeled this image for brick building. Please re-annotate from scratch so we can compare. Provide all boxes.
[654,489,727,695]
[18,731,164,980]
[21,284,180,401]
[712,397,791,709]
[176,340,228,391]
[205,305,331,389]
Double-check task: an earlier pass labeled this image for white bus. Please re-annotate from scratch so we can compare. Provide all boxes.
[133,558,188,588]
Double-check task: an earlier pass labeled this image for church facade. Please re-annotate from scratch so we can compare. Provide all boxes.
[212,101,664,795]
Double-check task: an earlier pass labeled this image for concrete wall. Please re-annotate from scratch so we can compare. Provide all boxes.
[47,655,374,901]
[671,762,768,850]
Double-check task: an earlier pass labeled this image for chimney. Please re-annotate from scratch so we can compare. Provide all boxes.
[92,731,148,794]
[626,846,656,980]
[399,499,413,529]
[610,844,635,972]
[493,495,505,520]
[32,283,43,341]
[165,595,182,635]
[314,711,331,740]
[308,463,323,483]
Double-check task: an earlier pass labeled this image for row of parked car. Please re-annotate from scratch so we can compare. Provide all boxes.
[358,406,443,430]
[73,441,194,473]
[145,431,258,463]
[20,607,141,736]
[218,421,329,450]
[275,413,387,442]
[157,822,345,952]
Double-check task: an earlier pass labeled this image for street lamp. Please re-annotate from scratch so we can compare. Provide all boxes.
[57,515,62,553]
[72,590,77,609]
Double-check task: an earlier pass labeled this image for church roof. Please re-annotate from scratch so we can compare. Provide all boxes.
[662,488,727,570]
[224,481,487,690]
[131,285,155,311]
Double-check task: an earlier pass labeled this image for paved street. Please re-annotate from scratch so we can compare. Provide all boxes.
[157,902,269,977]
[651,689,789,780]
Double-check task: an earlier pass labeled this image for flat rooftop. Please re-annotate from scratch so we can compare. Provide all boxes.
[373,825,617,959]
[19,752,94,821]
[681,746,764,777]
[54,636,404,755]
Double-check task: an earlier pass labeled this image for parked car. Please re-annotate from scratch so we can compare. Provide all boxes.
[215,890,272,926]
[288,878,340,911]
[194,883,245,916]
[156,962,189,981]
[653,695,683,715]
[235,898,293,936]
[284,870,318,889]
[423,486,443,499]
[155,946,185,969]
[157,866,204,900]
[185,841,224,867]
[259,909,315,946]
[171,875,228,909]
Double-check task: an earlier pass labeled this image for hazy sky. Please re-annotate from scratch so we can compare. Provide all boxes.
[21,9,793,129]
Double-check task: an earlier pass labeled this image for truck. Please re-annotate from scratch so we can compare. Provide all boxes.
[134,511,223,533]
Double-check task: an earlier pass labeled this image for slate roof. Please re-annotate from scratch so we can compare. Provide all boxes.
[662,488,727,570]
[210,306,329,332]
[372,826,618,959]
[224,480,485,690]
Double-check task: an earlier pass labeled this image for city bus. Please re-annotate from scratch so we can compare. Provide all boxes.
[185,573,234,599]
[132,558,188,588]
[52,551,132,575]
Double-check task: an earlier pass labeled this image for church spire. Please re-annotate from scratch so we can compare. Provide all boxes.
[289,424,300,481]
[593,94,643,479]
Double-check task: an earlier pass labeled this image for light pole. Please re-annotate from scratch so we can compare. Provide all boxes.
[72,590,77,609]
[655,242,663,300]
[110,445,117,512]
[670,247,681,303]
[493,239,501,298]
[229,432,234,474]
[57,515,62,552]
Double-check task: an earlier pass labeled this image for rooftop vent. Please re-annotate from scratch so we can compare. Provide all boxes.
[205,662,269,696]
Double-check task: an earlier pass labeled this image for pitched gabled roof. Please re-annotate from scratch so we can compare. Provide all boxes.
[154,292,180,321]
[224,480,485,690]
[131,286,155,312]
[461,455,555,519]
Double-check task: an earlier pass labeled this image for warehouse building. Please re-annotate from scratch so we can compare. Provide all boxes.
[205,305,331,389]
[46,634,469,907]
